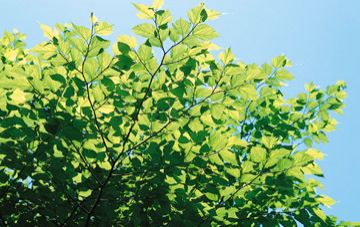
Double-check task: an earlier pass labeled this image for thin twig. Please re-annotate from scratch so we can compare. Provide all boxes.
[83,20,200,227]
[79,21,113,163]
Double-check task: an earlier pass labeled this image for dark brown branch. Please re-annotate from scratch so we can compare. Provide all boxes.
[63,189,90,215]
[60,206,78,226]
[83,21,200,227]
[196,157,270,227]
[79,21,113,163]
[88,56,115,84]
[68,140,103,185]
[153,14,166,55]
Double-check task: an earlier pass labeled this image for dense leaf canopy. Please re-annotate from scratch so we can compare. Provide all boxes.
[0,1,355,226]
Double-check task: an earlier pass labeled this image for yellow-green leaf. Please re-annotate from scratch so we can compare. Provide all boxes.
[133,3,154,19]
[40,24,58,39]
[316,195,336,207]
[132,23,156,38]
[4,49,18,61]
[153,0,164,9]
[306,148,325,160]
[10,89,27,104]
[250,146,267,163]
[193,24,218,40]
[272,55,287,68]
[206,9,221,20]
[220,149,237,165]
[188,3,205,24]
[95,22,113,36]
[188,118,203,133]
[79,189,92,198]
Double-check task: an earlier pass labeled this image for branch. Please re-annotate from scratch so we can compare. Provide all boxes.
[83,21,200,226]
[63,189,90,215]
[55,22,114,164]
[67,139,103,185]
[196,157,271,227]
[83,48,164,227]
[116,65,227,169]
[61,206,78,226]
[240,101,252,139]
[134,63,226,149]
[153,14,166,55]
[79,21,113,164]
[88,56,115,84]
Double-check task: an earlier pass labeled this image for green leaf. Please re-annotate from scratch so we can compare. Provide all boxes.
[209,131,227,150]
[192,24,218,40]
[79,189,92,198]
[132,23,156,38]
[206,9,221,20]
[98,161,112,170]
[153,0,164,9]
[316,195,336,207]
[261,136,277,149]
[304,138,313,148]
[10,89,28,104]
[272,55,287,68]
[0,4,348,225]
[250,146,267,163]
[98,105,114,114]
[3,49,18,61]
[205,192,218,201]
[73,173,83,184]
[209,154,223,165]
[133,3,155,19]
[117,35,137,49]
[137,44,153,61]
[40,24,58,39]
[187,3,206,24]
[276,69,294,81]
[72,23,91,40]
[210,104,224,120]
[95,21,113,35]
[195,87,212,98]
[169,28,180,42]
[173,18,191,37]
[156,10,172,26]
[114,55,134,70]
[303,163,324,177]
[269,148,291,160]
[306,148,325,160]
[276,158,293,171]
[188,119,203,133]
[286,167,304,181]
[239,84,257,100]
[219,48,235,65]
[220,149,237,165]
[226,168,240,178]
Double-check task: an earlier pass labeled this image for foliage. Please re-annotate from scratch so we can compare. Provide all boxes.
[0,1,355,226]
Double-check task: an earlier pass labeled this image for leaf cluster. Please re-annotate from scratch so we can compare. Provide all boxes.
[0,1,355,226]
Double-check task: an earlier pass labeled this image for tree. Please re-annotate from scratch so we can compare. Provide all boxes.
[0,1,354,226]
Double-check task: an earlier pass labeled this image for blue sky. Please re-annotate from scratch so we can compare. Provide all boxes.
[1,0,359,221]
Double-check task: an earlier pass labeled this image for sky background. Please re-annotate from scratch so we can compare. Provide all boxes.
[1,0,359,221]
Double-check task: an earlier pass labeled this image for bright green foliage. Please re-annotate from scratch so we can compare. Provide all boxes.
[0,1,355,226]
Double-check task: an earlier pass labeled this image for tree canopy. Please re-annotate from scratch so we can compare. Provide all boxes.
[0,0,355,226]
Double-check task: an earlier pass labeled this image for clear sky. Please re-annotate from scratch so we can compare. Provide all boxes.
[1,0,359,221]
